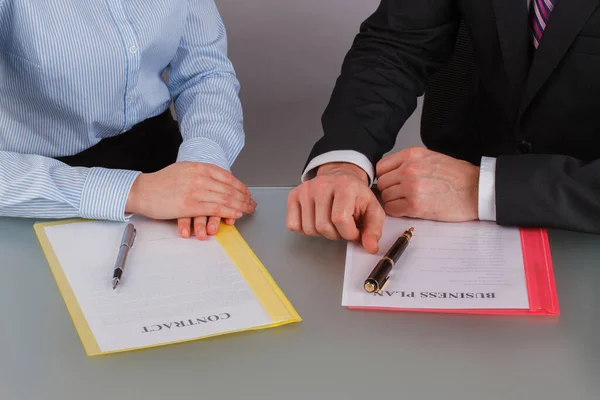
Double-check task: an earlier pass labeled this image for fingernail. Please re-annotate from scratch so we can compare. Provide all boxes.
[182,228,189,237]
[236,211,242,217]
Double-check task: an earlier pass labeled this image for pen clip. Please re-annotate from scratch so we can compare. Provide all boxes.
[130,228,137,249]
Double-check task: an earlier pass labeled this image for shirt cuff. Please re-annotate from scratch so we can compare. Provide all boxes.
[177,137,231,171]
[301,150,375,185]
[478,156,497,221]
[80,168,141,221]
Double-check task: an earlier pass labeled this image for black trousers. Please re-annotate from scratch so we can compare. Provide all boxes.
[56,111,182,172]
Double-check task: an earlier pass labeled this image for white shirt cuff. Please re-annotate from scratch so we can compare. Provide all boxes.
[478,156,497,221]
[301,150,375,185]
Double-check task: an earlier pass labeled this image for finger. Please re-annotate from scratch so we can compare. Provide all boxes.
[299,195,318,236]
[315,191,341,240]
[376,146,426,177]
[376,169,403,192]
[331,189,360,241]
[189,203,243,220]
[193,191,254,214]
[361,199,385,254]
[380,184,406,204]
[383,198,411,218]
[193,217,208,240]
[225,218,236,225]
[207,217,221,235]
[178,218,192,238]
[203,164,250,195]
[204,179,254,207]
[376,152,406,177]
[286,191,302,233]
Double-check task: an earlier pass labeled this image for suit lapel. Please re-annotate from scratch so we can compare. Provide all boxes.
[519,0,600,114]
[493,0,532,104]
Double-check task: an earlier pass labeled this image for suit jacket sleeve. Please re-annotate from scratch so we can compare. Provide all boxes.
[305,0,460,169]
[496,155,600,233]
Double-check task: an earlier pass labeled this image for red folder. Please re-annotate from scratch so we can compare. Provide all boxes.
[348,228,559,316]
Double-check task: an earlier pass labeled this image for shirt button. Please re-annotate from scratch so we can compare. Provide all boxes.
[518,140,532,154]
[129,45,137,54]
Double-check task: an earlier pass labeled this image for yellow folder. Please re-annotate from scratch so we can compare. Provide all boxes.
[34,219,301,356]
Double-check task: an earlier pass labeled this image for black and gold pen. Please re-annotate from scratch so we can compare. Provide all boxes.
[364,227,414,293]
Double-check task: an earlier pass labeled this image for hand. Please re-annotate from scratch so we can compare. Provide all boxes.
[376,147,479,221]
[286,162,385,254]
[126,162,256,226]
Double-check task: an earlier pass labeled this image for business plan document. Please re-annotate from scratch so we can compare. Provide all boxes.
[35,216,300,355]
[342,217,558,313]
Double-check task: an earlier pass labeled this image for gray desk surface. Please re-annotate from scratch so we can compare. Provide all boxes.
[1,187,598,400]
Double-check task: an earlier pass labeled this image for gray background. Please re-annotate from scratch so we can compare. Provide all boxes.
[217,0,424,185]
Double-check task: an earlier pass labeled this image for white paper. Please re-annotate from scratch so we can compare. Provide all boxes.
[43,216,272,352]
[342,218,530,310]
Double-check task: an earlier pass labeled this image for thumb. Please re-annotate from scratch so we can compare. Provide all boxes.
[360,198,385,254]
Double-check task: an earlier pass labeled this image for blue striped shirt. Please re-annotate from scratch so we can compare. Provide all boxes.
[0,0,244,221]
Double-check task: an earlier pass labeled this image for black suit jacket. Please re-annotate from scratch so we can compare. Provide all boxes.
[306,0,600,233]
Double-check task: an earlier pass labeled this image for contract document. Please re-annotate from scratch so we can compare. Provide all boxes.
[342,217,560,315]
[35,216,300,355]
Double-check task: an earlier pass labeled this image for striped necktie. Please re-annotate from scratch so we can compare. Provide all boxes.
[530,0,556,48]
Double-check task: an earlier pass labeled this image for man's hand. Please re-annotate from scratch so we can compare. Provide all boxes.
[376,147,479,222]
[286,162,385,254]
[126,162,256,238]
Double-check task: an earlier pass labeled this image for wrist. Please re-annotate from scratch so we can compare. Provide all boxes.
[316,162,369,185]
[125,173,148,215]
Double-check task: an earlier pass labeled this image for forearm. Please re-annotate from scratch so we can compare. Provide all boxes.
[172,72,243,170]
[168,0,244,170]
[0,151,139,220]
[495,154,600,233]
[311,0,460,165]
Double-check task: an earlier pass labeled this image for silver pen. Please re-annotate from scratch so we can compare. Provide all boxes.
[112,223,136,290]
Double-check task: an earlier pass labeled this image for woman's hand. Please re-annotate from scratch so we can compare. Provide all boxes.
[126,162,256,238]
